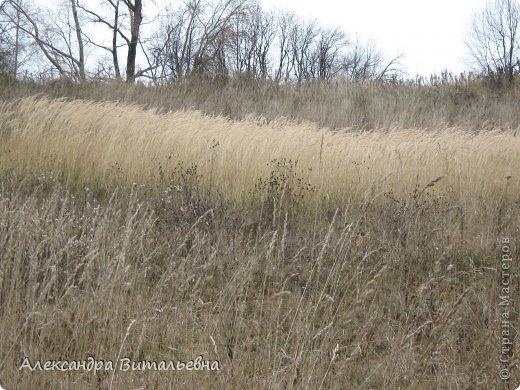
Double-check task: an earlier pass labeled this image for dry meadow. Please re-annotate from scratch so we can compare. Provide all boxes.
[0,83,519,388]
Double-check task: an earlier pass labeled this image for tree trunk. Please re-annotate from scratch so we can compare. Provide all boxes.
[126,0,142,83]
[112,0,121,80]
[70,0,85,81]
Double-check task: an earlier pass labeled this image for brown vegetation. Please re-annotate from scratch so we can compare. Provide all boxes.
[0,91,518,388]
[3,75,520,131]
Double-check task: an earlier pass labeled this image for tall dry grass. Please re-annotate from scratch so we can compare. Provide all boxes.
[0,94,519,388]
[2,76,520,131]
[0,175,517,388]
[0,96,518,216]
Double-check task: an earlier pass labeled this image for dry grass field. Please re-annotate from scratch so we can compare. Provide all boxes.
[0,88,519,388]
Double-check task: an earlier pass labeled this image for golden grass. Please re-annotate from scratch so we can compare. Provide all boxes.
[1,96,519,211]
[0,95,519,388]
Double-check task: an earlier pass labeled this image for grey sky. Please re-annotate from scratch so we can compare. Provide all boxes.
[260,0,490,77]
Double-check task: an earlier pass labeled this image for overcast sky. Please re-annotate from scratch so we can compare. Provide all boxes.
[260,0,490,77]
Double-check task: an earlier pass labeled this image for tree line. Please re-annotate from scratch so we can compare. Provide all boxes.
[0,0,403,84]
[0,0,519,85]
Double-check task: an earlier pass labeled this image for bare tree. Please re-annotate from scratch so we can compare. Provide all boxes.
[70,0,85,81]
[151,0,207,81]
[314,26,348,80]
[2,0,87,81]
[191,0,248,75]
[0,0,14,75]
[249,7,275,79]
[229,4,274,78]
[77,0,124,80]
[466,0,520,83]
[289,18,318,83]
[153,0,250,81]
[159,0,203,80]
[77,0,152,83]
[124,0,142,83]
[0,0,35,79]
[274,11,296,83]
[343,39,402,82]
